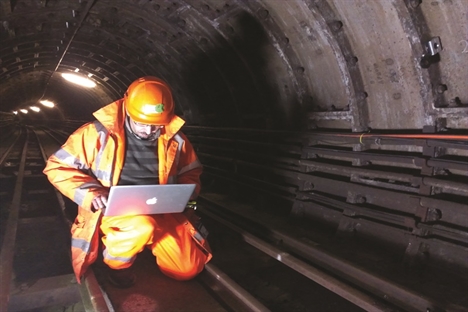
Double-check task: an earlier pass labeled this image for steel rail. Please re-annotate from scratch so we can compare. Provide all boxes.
[297,191,468,245]
[201,263,271,312]
[304,132,468,149]
[201,151,468,229]
[200,204,395,312]
[295,174,468,228]
[0,128,21,165]
[301,146,468,174]
[0,132,28,311]
[79,270,114,312]
[34,129,113,312]
[199,197,448,312]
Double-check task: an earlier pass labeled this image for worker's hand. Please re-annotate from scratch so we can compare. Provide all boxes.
[92,193,108,211]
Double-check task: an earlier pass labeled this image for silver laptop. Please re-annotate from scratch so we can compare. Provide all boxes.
[104,184,196,217]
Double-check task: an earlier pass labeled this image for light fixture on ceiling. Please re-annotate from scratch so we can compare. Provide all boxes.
[61,73,96,88]
[30,106,41,112]
[20,109,28,114]
[13,111,18,115]
[40,100,55,107]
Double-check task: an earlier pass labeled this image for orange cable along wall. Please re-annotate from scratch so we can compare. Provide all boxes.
[335,133,468,141]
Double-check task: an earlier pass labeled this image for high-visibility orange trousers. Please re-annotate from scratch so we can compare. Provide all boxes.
[100,213,211,281]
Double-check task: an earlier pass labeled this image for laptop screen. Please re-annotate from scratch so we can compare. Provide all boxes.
[104,184,196,217]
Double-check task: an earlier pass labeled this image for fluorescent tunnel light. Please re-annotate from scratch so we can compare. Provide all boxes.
[61,73,96,88]
[40,100,55,107]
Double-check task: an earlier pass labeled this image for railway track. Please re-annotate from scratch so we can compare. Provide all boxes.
[0,127,360,311]
[0,127,75,311]
[0,125,466,311]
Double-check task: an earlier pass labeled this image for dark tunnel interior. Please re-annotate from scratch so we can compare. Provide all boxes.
[0,0,467,311]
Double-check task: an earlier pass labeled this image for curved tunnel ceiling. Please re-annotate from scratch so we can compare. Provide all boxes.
[0,0,466,130]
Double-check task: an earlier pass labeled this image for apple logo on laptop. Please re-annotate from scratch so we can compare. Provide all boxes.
[146,197,157,205]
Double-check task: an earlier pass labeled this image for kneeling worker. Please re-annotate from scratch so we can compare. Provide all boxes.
[43,76,212,288]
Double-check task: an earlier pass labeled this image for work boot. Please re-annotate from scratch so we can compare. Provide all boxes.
[107,267,136,288]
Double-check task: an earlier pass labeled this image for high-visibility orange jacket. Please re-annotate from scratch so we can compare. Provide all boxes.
[43,99,204,283]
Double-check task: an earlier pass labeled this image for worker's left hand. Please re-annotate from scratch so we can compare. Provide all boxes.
[92,193,108,211]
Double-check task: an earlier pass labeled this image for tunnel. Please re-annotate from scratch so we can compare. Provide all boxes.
[0,0,467,311]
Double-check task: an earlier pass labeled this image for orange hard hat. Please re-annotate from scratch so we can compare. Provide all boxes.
[124,76,175,125]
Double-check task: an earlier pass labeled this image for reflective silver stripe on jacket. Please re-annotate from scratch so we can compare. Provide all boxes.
[92,121,112,183]
[179,158,202,175]
[54,148,89,170]
[103,248,135,264]
[74,188,87,206]
[71,237,90,254]
[173,133,203,175]
[53,149,91,206]
[166,134,183,184]
[167,158,202,184]
[173,133,184,170]
[193,231,205,244]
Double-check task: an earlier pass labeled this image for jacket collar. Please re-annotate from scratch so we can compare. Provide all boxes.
[93,99,185,139]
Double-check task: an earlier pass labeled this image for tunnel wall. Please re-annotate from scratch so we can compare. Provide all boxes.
[0,0,466,131]
[0,0,467,279]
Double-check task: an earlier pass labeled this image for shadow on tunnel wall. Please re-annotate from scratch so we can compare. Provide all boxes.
[182,11,302,130]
